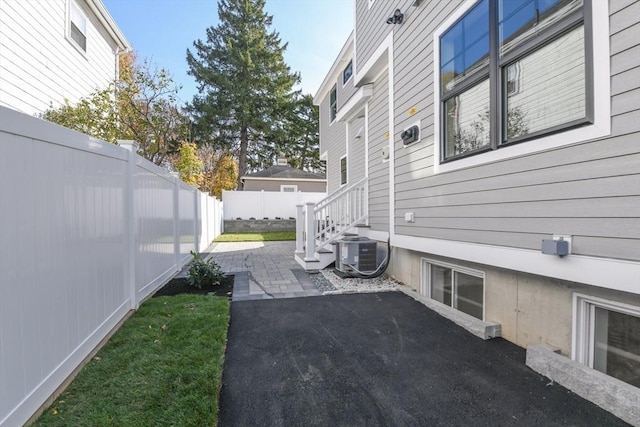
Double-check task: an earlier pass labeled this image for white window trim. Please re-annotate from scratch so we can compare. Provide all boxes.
[67,0,88,56]
[572,293,640,369]
[421,257,486,321]
[280,184,298,192]
[432,0,611,174]
[339,154,348,186]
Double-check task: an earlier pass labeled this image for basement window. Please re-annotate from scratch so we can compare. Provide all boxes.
[573,294,640,388]
[423,259,485,320]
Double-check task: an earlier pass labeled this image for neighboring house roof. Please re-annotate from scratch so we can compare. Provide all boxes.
[242,165,326,181]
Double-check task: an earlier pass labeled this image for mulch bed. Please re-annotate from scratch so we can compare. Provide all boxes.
[153,275,234,298]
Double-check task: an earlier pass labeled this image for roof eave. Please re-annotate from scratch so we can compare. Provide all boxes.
[87,0,132,51]
[313,31,354,106]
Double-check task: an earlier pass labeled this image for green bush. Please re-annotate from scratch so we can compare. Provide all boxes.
[187,251,225,289]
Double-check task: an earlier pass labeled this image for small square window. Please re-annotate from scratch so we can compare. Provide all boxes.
[343,60,353,85]
[330,85,337,122]
[69,0,87,52]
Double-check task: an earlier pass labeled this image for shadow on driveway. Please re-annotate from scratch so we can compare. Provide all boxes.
[218,292,629,426]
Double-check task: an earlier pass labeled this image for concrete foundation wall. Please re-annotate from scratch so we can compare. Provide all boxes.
[387,247,640,356]
[224,219,295,233]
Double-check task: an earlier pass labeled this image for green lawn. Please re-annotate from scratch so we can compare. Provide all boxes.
[214,231,296,242]
[34,295,230,427]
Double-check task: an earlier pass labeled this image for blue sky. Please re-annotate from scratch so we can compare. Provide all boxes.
[102,0,353,107]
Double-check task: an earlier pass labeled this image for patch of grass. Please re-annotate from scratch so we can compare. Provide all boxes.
[34,295,230,427]
[214,231,296,242]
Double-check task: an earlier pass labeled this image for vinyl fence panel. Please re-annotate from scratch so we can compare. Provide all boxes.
[0,106,223,427]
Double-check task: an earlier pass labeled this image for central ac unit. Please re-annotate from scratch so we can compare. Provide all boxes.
[334,236,378,275]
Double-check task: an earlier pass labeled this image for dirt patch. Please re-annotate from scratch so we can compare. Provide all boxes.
[153,275,234,298]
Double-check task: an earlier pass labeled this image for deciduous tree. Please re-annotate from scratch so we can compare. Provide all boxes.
[44,53,190,167]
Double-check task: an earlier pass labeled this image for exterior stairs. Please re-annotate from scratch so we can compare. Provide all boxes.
[294,177,368,270]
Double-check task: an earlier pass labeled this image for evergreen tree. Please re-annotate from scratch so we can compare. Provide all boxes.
[186,0,300,189]
[281,93,323,172]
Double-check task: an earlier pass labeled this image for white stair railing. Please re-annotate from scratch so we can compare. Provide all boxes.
[296,177,368,262]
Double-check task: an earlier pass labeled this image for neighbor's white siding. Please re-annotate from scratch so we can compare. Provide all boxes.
[0,0,120,116]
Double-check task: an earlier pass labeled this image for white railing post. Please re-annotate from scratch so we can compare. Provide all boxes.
[295,204,304,254]
[304,201,315,261]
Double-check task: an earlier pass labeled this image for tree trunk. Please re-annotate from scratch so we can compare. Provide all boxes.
[237,127,248,190]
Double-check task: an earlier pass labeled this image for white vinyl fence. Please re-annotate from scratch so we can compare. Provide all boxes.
[0,106,222,427]
[222,190,326,220]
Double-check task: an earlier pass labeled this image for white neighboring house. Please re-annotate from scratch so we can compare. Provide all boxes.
[0,0,131,116]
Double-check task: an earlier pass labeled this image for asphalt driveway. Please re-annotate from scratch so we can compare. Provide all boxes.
[218,292,628,426]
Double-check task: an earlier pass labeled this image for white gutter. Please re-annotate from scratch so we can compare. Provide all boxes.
[86,0,131,51]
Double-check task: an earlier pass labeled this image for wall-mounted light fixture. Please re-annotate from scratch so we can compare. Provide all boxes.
[386,9,404,25]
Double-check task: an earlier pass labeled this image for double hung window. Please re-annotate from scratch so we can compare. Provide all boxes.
[439,0,590,162]
[69,0,87,52]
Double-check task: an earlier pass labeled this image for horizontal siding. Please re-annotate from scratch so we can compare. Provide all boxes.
[337,63,357,110]
[242,180,326,192]
[367,73,390,232]
[354,0,394,74]
[349,117,366,183]
[385,0,640,261]
[319,93,346,192]
[0,0,119,116]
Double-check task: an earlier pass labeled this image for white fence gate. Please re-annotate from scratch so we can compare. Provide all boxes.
[0,106,222,427]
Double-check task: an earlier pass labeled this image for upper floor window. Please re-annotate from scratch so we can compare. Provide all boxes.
[69,0,87,52]
[439,0,589,163]
[343,60,353,85]
[330,85,337,122]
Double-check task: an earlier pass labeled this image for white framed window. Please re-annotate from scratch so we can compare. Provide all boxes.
[573,294,640,388]
[421,258,485,320]
[340,155,347,185]
[280,184,297,192]
[343,60,353,85]
[68,0,87,53]
[330,85,337,122]
[433,0,610,173]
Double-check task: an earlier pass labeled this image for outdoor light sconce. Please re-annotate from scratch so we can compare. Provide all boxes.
[386,9,404,25]
[401,125,420,145]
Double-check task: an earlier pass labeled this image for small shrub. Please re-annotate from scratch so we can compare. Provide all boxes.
[187,251,225,289]
[263,217,269,220]
[250,217,256,220]
[236,217,242,220]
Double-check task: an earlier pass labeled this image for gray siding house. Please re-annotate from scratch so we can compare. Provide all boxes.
[241,161,326,192]
[304,0,639,420]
